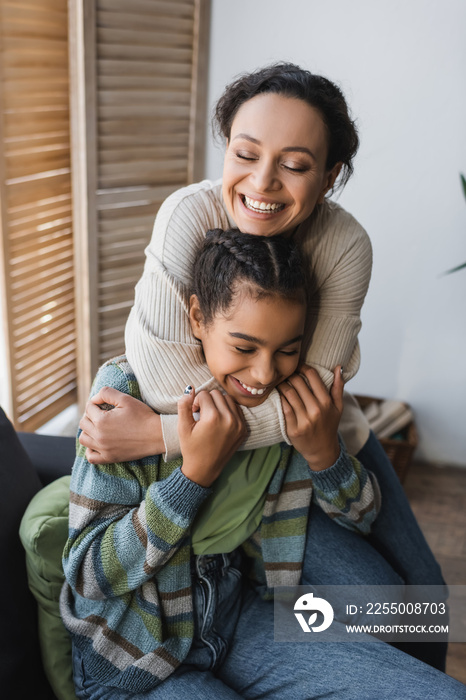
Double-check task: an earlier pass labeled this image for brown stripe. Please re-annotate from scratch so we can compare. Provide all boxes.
[132,508,147,548]
[265,479,312,501]
[76,566,85,598]
[70,490,108,511]
[85,614,143,660]
[264,562,302,571]
[328,498,375,524]
[143,560,156,576]
[153,645,181,670]
[159,586,191,601]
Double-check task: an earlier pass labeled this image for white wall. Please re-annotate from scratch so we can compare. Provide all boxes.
[205,0,466,466]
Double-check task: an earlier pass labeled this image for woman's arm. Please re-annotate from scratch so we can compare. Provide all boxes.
[87,189,371,463]
[78,386,164,463]
[124,180,289,459]
[297,201,373,389]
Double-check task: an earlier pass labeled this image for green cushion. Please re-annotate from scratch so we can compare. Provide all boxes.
[19,475,77,700]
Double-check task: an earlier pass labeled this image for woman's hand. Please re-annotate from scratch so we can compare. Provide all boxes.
[178,388,247,488]
[277,364,344,471]
[79,387,164,463]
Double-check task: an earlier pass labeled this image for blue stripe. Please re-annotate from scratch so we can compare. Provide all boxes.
[261,506,308,524]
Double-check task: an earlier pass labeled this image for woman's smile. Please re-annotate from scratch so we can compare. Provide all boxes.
[241,195,286,215]
[222,92,335,237]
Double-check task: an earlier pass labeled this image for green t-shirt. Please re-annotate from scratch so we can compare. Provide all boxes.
[191,444,281,555]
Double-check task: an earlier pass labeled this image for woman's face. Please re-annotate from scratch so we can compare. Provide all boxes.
[189,290,305,407]
[222,93,339,237]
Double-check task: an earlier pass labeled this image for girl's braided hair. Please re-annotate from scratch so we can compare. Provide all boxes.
[192,228,307,325]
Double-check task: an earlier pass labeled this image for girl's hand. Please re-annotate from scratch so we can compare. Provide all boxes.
[178,388,247,488]
[277,365,344,471]
[79,387,164,463]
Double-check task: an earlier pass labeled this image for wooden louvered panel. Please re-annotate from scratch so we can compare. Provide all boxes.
[70,0,210,405]
[15,324,75,366]
[0,0,76,430]
[99,0,195,18]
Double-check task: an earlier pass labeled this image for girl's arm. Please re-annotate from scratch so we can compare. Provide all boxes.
[309,446,381,535]
[278,363,380,534]
[63,360,207,599]
[64,361,246,600]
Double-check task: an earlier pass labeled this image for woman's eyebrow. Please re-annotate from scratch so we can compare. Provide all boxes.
[232,134,316,160]
[232,133,261,145]
[229,332,303,346]
[282,146,316,160]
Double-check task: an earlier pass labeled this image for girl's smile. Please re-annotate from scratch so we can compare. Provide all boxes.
[189,290,306,407]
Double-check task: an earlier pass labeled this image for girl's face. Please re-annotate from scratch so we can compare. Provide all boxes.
[222,92,341,237]
[189,290,306,407]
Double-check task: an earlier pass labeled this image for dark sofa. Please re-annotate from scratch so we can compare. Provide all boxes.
[0,406,75,699]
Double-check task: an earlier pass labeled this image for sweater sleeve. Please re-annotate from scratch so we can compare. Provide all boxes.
[62,361,210,601]
[125,181,289,459]
[299,202,373,390]
[310,438,381,535]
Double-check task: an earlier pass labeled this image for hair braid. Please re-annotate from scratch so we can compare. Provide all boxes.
[193,228,307,324]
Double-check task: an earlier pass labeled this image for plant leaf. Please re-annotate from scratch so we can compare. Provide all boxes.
[440,174,466,275]
[443,261,466,275]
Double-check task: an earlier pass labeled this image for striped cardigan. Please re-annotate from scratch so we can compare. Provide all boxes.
[60,356,380,693]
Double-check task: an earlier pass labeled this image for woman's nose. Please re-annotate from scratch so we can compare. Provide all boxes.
[251,159,280,192]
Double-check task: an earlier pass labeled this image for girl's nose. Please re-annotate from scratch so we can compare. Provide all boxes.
[250,359,276,387]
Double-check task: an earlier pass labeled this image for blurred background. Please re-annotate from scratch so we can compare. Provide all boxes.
[0,0,465,466]
[204,0,466,466]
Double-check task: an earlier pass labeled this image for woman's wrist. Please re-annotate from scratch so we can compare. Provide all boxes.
[150,413,166,456]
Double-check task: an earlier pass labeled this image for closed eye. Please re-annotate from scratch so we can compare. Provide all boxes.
[236,153,257,161]
[283,164,308,173]
[279,349,299,356]
[235,347,255,354]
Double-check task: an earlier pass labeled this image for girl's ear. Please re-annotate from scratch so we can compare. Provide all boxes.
[317,162,342,204]
[189,294,205,339]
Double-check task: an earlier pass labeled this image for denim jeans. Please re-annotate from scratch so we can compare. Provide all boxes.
[72,548,465,699]
[303,431,449,670]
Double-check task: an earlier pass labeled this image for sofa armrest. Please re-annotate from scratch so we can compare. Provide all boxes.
[18,433,75,486]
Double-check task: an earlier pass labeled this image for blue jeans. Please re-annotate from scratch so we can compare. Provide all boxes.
[302,431,448,669]
[72,550,465,699]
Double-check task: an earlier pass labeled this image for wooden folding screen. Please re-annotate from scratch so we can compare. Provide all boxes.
[0,0,210,427]
[70,0,210,408]
[0,0,76,430]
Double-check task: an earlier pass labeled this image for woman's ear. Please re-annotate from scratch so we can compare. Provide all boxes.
[189,294,205,339]
[317,162,342,204]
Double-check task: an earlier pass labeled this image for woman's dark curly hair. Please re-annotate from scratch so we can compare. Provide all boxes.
[213,62,359,194]
[192,228,307,325]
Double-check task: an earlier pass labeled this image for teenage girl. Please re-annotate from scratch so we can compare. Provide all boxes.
[60,230,463,699]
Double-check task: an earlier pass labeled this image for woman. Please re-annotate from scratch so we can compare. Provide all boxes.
[78,63,447,669]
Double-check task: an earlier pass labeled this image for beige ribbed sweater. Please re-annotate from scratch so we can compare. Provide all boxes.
[125,179,372,460]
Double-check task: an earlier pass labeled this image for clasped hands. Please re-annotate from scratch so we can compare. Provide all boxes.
[78,364,343,484]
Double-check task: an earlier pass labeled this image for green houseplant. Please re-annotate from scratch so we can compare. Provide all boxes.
[444,173,466,275]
